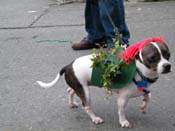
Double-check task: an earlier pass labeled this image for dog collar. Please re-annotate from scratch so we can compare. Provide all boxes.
[133,78,150,94]
[133,69,158,94]
[136,69,158,83]
[133,69,159,94]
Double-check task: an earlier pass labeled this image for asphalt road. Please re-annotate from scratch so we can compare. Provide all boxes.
[0,0,175,131]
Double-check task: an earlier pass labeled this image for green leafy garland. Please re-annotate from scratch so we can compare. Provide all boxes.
[91,39,127,96]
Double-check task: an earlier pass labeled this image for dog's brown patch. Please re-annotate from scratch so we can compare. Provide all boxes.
[64,62,86,106]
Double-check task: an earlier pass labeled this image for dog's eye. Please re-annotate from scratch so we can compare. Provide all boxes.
[148,56,157,63]
[164,52,170,60]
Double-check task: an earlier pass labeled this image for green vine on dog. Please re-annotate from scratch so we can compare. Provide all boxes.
[91,39,127,97]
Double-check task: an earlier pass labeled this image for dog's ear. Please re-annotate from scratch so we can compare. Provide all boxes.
[135,53,143,63]
[157,42,171,60]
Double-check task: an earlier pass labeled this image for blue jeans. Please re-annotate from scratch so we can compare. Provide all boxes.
[85,0,130,47]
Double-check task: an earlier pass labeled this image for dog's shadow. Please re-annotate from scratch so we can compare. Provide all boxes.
[72,91,170,129]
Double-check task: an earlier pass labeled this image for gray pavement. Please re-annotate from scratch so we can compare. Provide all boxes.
[0,0,175,130]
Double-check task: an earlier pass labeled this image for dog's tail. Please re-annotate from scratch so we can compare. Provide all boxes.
[37,66,66,88]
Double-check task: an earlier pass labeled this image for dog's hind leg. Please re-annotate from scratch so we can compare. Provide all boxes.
[83,85,104,124]
[67,87,78,108]
[63,63,103,124]
[67,84,103,124]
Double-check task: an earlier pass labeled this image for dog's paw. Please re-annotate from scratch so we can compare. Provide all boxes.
[120,120,131,128]
[92,117,104,124]
[69,102,79,108]
[140,105,147,114]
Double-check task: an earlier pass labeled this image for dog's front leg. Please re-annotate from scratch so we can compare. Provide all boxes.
[117,95,131,128]
[140,93,151,114]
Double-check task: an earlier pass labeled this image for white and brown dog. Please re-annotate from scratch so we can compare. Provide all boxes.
[37,37,171,128]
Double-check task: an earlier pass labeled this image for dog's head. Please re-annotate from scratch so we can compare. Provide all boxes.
[136,42,171,78]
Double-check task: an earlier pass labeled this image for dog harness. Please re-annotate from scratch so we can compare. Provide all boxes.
[91,55,136,89]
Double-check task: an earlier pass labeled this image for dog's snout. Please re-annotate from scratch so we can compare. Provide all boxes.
[162,63,171,73]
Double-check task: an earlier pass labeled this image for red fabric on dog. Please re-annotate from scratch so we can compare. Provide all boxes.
[119,36,167,64]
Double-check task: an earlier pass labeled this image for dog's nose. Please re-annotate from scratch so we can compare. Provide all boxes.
[162,63,171,73]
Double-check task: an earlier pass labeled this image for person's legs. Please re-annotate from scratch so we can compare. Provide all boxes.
[85,0,105,43]
[72,0,107,50]
[117,0,130,44]
[99,0,130,47]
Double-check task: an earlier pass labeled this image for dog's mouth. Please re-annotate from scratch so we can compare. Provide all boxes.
[162,70,171,74]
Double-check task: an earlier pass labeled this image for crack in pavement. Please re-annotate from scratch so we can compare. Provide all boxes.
[0,23,84,30]
[28,8,50,28]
